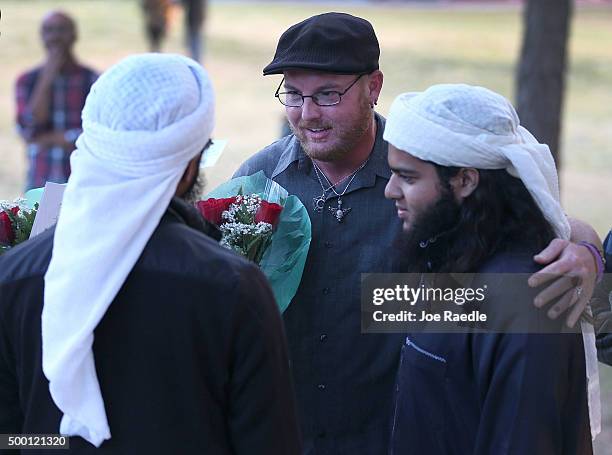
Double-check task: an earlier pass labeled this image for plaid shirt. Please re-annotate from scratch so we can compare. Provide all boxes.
[15,62,98,190]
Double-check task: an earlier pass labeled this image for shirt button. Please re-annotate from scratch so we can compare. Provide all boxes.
[320,334,327,342]
[324,241,332,249]
[318,383,326,390]
[323,288,330,295]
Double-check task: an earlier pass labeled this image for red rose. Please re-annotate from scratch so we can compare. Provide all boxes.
[255,200,283,228]
[0,208,17,246]
[196,197,237,226]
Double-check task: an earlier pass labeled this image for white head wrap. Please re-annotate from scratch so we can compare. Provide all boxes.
[384,84,600,440]
[383,83,570,239]
[42,54,215,446]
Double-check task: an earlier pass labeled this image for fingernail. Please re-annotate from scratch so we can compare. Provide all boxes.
[534,298,542,307]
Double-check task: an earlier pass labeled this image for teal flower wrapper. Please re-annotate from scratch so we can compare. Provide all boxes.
[206,171,312,313]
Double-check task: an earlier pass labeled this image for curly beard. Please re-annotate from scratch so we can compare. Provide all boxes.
[393,190,461,273]
[182,173,207,205]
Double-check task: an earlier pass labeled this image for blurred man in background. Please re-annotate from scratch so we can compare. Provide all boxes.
[141,0,171,53]
[15,10,98,190]
[182,0,207,62]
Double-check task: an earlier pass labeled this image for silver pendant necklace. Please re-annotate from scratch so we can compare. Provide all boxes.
[310,156,370,223]
[313,193,327,212]
[329,199,351,223]
[311,165,356,213]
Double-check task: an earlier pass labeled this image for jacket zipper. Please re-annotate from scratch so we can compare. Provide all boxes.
[405,336,447,363]
[390,344,405,454]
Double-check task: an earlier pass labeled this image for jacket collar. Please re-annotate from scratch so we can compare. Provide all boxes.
[166,197,222,241]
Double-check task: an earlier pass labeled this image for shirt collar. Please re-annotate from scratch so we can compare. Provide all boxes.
[271,113,391,184]
[271,135,303,179]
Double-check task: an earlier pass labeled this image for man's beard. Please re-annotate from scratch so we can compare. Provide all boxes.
[394,190,461,272]
[182,173,207,205]
[290,97,373,162]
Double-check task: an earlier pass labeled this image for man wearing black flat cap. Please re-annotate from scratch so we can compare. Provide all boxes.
[236,14,400,453]
[234,11,605,454]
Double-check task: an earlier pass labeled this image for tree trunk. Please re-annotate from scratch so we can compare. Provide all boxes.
[516,0,572,171]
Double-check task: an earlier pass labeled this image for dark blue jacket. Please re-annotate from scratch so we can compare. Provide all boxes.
[390,251,592,455]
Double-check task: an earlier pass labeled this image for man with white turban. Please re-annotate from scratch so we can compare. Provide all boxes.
[0,54,302,453]
[384,84,597,454]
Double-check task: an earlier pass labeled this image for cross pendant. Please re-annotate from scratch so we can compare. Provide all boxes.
[329,199,351,223]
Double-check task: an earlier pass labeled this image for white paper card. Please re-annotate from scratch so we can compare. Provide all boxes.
[201,139,227,168]
[29,182,66,238]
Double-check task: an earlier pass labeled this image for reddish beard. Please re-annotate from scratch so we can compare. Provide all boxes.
[289,98,373,162]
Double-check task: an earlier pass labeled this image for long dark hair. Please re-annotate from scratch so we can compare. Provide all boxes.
[431,166,556,273]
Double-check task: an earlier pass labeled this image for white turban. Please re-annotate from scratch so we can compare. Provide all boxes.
[42,54,215,446]
[383,83,570,240]
[384,83,600,440]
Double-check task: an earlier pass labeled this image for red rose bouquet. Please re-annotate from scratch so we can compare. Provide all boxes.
[197,193,283,264]
[195,171,311,313]
[0,200,38,255]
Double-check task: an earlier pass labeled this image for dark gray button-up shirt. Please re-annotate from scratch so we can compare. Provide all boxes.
[234,114,405,454]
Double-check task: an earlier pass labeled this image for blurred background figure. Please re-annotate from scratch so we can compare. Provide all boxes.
[181,0,207,62]
[15,10,98,190]
[141,0,171,53]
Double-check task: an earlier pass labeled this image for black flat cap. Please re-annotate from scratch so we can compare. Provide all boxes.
[263,12,380,76]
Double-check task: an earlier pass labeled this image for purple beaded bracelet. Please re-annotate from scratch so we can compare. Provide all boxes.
[578,241,605,284]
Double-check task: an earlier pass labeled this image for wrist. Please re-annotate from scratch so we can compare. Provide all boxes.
[579,241,605,284]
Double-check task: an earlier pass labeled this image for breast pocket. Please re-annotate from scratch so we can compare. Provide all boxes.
[401,336,448,426]
[390,336,449,455]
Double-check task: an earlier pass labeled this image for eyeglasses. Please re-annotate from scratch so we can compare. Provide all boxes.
[275,74,365,107]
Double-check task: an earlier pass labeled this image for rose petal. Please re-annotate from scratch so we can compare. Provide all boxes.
[0,211,15,246]
[255,200,283,227]
[196,197,237,226]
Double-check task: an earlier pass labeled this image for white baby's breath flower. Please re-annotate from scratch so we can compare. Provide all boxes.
[215,193,276,263]
[0,200,16,211]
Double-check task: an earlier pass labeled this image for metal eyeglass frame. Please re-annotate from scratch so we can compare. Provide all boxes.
[274,74,365,107]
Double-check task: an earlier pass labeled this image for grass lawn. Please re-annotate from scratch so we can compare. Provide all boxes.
[0,0,611,450]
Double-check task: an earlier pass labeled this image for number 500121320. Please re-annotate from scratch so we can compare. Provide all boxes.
[1,434,69,449]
